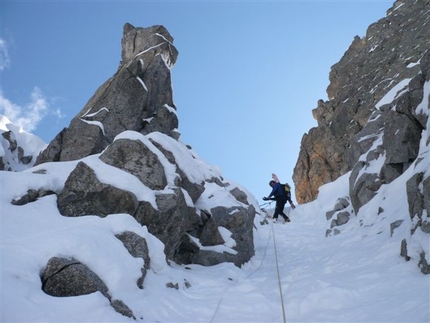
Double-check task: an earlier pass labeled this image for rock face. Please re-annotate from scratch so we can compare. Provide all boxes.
[34,23,256,268]
[35,24,179,164]
[293,0,430,204]
[294,0,430,274]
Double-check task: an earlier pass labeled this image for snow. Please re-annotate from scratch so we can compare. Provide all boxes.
[407,60,420,68]
[80,108,109,135]
[136,76,148,91]
[3,173,429,322]
[146,132,222,185]
[80,119,106,135]
[187,234,237,255]
[126,42,168,69]
[81,107,109,118]
[155,33,173,45]
[1,94,430,323]
[1,126,429,323]
[0,114,47,171]
[164,103,177,115]
[375,77,412,109]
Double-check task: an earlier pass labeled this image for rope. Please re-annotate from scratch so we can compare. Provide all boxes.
[209,220,274,323]
[209,198,289,322]
[259,201,273,208]
[272,222,287,323]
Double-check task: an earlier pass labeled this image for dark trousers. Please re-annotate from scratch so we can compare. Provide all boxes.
[273,198,289,221]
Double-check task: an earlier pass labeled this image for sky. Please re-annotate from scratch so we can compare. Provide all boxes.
[0,0,393,202]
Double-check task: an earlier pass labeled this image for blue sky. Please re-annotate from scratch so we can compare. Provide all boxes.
[1,0,392,203]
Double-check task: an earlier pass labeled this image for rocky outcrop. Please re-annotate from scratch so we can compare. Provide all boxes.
[31,22,257,268]
[35,24,179,164]
[293,0,430,204]
[54,133,255,267]
[348,54,428,213]
[0,115,46,171]
[294,0,430,274]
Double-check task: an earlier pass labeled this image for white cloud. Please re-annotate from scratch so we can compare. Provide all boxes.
[0,87,49,132]
[0,38,11,71]
[53,108,66,119]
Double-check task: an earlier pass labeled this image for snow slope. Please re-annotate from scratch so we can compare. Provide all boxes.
[1,136,429,322]
[1,85,430,321]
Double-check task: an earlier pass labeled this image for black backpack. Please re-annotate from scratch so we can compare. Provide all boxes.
[281,183,291,200]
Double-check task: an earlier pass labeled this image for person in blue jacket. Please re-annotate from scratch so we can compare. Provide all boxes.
[263,173,292,223]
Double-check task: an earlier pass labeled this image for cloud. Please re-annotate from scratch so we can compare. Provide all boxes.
[0,87,49,132]
[0,38,11,71]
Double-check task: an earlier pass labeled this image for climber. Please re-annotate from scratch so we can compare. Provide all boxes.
[263,173,295,223]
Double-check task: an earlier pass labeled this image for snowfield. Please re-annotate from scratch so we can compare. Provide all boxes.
[1,166,429,322]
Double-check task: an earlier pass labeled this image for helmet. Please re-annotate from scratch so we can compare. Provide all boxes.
[269,180,276,186]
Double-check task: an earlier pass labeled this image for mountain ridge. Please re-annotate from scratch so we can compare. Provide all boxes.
[293,0,430,205]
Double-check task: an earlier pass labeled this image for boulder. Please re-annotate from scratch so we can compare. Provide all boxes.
[41,257,134,318]
[57,161,138,217]
[330,211,350,228]
[229,187,249,205]
[99,138,167,190]
[325,197,350,221]
[41,257,109,298]
[209,205,256,266]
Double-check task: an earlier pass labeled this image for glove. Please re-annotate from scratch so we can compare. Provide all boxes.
[263,197,268,201]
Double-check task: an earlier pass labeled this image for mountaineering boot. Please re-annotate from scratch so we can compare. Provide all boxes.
[282,216,290,223]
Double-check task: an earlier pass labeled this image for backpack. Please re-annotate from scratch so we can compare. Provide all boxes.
[281,183,291,199]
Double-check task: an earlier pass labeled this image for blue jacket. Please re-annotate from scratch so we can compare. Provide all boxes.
[268,183,286,200]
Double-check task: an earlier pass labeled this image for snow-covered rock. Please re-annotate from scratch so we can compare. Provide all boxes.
[0,114,46,171]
